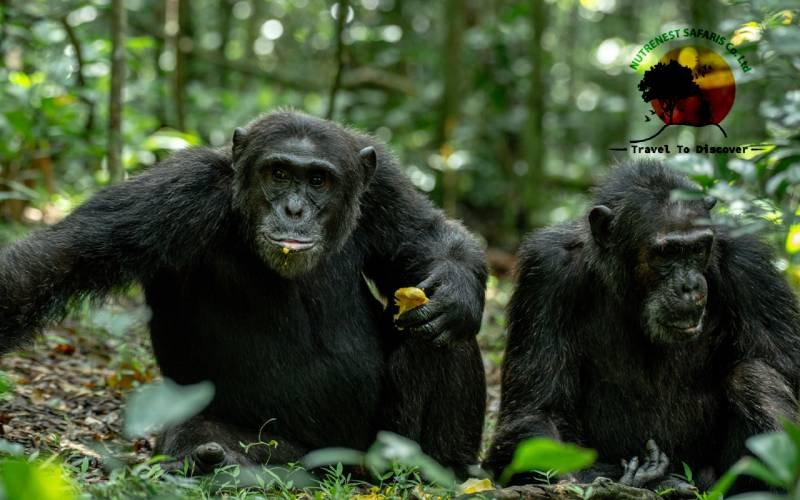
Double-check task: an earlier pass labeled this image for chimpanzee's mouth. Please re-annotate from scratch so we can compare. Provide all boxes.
[268,237,316,251]
[662,312,705,335]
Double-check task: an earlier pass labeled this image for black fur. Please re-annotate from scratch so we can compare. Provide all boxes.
[484,161,800,491]
[0,110,487,474]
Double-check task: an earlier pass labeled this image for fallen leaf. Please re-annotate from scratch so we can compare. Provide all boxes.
[459,477,494,494]
[53,344,76,355]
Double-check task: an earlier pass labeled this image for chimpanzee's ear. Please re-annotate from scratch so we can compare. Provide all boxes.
[589,205,614,249]
[232,127,248,163]
[358,146,378,184]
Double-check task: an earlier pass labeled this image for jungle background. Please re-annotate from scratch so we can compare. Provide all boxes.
[0,0,799,498]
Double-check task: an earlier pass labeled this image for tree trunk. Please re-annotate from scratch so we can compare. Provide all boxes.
[165,0,185,130]
[108,0,127,184]
[436,0,465,217]
[520,0,548,229]
[327,0,350,120]
[217,0,232,87]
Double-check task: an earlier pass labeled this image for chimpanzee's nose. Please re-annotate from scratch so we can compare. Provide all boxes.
[285,197,304,219]
[681,274,706,305]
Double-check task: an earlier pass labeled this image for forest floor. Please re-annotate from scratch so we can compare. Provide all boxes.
[0,277,514,498]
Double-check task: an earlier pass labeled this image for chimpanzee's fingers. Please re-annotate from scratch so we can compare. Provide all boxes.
[657,450,670,474]
[432,329,455,346]
[395,302,442,329]
[406,315,447,341]
[619,456,639,485]
[645,439,660,466]
[414,275,441,296]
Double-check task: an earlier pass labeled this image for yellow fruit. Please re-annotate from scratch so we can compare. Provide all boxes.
[393,287,429,320]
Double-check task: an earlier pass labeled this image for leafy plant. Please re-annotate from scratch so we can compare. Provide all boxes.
[303,431,456,487]
[123,378,215,438]
[498,437,597,485]
[706,419,800,499]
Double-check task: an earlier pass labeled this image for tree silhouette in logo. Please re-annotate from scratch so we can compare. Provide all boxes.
[639,60,700,124]
[632,58,728,143]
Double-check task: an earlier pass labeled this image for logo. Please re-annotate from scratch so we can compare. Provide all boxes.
[611,27,769,155]
[635,46,734,142]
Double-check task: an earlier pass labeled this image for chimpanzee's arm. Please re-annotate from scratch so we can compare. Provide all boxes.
[714,233,800,472]
[0,148,233,352]
[483,229,593,481]
[359,152,487,344]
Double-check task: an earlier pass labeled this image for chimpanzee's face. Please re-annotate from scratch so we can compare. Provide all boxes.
[589,193,717,345]
[231,119,377,279]
[248,137,342,277]
[636,201,715,344]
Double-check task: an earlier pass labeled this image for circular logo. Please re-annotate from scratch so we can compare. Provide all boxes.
[635,45,735,141]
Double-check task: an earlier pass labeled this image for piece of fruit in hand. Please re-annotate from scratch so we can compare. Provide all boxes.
[393,287,429,320]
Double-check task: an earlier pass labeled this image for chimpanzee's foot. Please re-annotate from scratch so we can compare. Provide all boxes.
[155,414,308,476]
[158,441,238,476]
[649,475,698,498]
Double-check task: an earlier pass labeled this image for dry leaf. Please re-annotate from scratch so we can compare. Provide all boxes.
[459,477,494,494]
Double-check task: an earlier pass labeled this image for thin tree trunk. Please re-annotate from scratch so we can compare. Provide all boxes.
[240,0,261,91]
[327,0,349,120]
[217,0,232,87]
[108,0,126,184]
[62,16,95,136]
[436,0,465,218]
[165,0,185,130]
[521,0,547,229]
[153,2,168,128]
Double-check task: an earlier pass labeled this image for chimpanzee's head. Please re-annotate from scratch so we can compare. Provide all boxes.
[230,110,377,278]
[588,161,717,344]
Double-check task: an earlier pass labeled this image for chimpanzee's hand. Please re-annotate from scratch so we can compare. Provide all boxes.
[393,266,482,346]
[619,439,670,487]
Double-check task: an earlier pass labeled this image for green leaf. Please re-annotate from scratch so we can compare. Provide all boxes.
[746,432,799,487]
[365,431,456,487]
[0,440,24,457]
[682,462,693,483]
[0,458,75,500]
[499,438,597,485]
[727,493,787,500]
[0,372,13,396]
[780,418,800,451]
[301,448,366,469]
[123,379,214,438]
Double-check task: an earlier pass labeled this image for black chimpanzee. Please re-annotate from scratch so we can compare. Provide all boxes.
[0,110,487,475]
[484,161,800,493]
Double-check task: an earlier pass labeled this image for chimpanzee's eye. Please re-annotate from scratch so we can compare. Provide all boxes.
[309,172,327,188]
[272,166,290,182]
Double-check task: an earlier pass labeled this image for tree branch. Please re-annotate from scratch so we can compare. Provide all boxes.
[60,16,95,135]
[327,0,350,119]
[107,0,126,184]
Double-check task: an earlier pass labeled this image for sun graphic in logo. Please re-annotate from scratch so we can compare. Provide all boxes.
[634,46,735,142]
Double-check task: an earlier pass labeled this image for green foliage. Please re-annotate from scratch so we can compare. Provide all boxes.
[1,1,799,498]
[123,379,215,438]
[498,437,597,485]
[706,419,800,499]
[303,430,457,487]
[0,457,76,500]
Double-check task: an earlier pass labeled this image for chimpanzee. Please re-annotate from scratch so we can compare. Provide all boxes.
[0,110,487,475]
[484,161,800,493]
